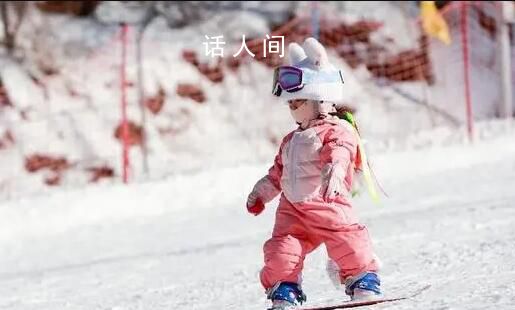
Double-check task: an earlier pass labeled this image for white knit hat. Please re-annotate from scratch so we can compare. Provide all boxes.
[277,37,344,102]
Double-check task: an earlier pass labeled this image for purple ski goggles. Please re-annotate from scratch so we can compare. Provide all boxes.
[272,66,344,97]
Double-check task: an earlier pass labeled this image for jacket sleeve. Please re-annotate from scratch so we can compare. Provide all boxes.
[248,132,292,205]
[319,124,358,170]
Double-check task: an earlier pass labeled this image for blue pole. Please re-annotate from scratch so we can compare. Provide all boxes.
[311,1,320,40]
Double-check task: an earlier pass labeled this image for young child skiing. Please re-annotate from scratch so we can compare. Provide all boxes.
[246,37,381,310]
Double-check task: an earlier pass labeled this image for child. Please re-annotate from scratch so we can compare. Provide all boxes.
[246,38,381,310]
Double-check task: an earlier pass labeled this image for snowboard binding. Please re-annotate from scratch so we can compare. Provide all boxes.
[267,281,307,309]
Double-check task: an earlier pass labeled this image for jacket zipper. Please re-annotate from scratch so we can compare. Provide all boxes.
[290,133,297,198]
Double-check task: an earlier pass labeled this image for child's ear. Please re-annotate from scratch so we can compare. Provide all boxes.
[302,37,330,69]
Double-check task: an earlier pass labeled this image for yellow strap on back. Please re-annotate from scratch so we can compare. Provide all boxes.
[350,126,380,204]
[339,112,381,204]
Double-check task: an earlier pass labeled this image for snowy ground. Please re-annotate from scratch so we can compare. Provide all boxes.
[1,129,515,310]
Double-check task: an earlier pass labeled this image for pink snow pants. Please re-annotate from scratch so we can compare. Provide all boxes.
[259,194,378,290]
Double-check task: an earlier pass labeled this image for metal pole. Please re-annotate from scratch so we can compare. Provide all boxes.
[136,7,156,177]
[460,2,474,142]
[120,23,130,184]
[500,1,513,119]
[136,27,149,176]
[311,1,320,40]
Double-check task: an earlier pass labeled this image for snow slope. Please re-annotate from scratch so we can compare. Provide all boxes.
[3,1,500,200]
[1,126,514,310]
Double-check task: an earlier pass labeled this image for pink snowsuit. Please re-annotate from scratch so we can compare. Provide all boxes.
[259,117,379,290]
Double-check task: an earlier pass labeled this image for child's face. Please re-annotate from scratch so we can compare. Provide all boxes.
[288,99,310,111]
[288,99,321,128]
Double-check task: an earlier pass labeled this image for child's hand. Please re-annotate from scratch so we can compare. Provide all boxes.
[321,163,345,201]
[246,176,281,216]
[247,197,265,216]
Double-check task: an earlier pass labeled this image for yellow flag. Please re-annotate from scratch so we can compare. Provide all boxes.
[421,1,451,45]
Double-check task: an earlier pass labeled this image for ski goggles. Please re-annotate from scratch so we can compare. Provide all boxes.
[272,66,344,96]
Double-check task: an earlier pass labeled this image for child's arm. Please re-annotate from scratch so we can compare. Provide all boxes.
[319,124,358,201]
[246,133,291,216]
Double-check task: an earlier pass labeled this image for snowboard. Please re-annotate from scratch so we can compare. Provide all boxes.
[299,284,431,310]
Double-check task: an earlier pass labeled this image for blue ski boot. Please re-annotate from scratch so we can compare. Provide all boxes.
[267,282,307,310]
[344,272,382,301]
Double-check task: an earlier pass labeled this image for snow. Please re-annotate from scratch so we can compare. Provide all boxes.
[0,60,46,110]
[1,126,514,310]
[0,3,514,308]
[317,1,420,51]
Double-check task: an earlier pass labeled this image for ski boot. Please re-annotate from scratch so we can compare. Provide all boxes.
[344,272,382,301]
[267,282,307,310]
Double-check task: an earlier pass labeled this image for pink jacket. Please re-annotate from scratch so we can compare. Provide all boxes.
[267,117,358,203]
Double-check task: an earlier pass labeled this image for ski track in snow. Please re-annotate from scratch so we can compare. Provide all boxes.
[0,137,515,310]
